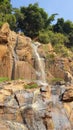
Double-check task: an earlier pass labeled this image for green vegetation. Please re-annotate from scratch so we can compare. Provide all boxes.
[14,3,57,38]
[54,44,69,57]
[53,18,73,48]
[0,1,73,51]
[0,0,16,29]
[38,30,50,44]
[51,77,64,84]
[46,53,55,65]
[25,83,38,89]
[0,77,9,82]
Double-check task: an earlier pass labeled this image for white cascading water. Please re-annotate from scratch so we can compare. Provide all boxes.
[32,42,48,86]
[32,42,72,129]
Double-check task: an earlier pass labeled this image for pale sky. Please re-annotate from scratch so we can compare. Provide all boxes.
[11,0,73,22]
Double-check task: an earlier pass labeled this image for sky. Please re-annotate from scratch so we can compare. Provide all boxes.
[11,0,73,22]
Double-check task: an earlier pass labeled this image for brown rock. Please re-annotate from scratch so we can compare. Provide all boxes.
[1,23,10,35]
[0,23,36,80]
[14,61,36,80]
[47,57,72,83]
[70,110,73,127]
[63,102,73,128]
[0,45,12,79]
[64,71,73,83]
[0,23,10,44]
[0,120,28,130]
[61,87,73,102]
[16,35,32,63]
[0,120,10,130]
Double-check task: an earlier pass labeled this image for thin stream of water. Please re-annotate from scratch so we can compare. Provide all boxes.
[32,43,47,86]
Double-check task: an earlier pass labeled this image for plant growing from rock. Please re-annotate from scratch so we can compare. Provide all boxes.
[24,83,38,89]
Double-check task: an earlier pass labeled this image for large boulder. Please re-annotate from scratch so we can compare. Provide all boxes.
[61,87,73,102]
[0,23,10,44]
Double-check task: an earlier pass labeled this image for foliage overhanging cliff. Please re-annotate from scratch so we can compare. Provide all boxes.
[0,0,73,49]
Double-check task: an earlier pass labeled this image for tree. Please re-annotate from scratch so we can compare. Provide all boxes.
[14,3,56,38]
[45,13,58,29]
[14,3,48,38]
[0,0,16,30]
[0,0,12,14]
[63,20,73,34]
[13,8,24,31]
[53,18,64,33]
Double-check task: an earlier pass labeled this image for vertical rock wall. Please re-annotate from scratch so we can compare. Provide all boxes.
[0,23,36,80]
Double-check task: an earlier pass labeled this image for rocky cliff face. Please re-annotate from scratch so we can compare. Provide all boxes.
[0,23,36,80]
[0,23,73,130]
[0,23,73,83]
[0,79,73,130]
[38,43,73,84]
[0,80,52,130]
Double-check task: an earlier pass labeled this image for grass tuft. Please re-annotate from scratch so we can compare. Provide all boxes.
[25,83,38,89]
[0,77,9,82]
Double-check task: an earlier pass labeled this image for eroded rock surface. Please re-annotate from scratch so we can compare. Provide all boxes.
[0,80,73,130]
[0,23,73,130]
[0,23,36,80]
[0,80,53,130]
[60,85,73,129]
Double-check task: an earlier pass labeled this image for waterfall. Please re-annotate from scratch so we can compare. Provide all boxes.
[32,42,72,129]
[32,42,48,86]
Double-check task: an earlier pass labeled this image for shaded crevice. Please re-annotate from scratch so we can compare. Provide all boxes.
[11,60,15,80]
[14,94,20,107]
[14,94,29,127]
[11,36,19,80]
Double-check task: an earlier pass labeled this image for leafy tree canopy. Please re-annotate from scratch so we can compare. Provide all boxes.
[0,1,73,48]
[0,0,16,29]
[14,3,56,38]
[0,0,12,14]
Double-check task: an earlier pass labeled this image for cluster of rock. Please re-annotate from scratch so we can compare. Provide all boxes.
[0,80,73,130]
[0,80,53,130]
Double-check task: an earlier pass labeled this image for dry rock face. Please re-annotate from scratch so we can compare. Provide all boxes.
[46,56,73,83]
[38,43,73,84]
[0,23,36,80]
[0,23,73,83]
